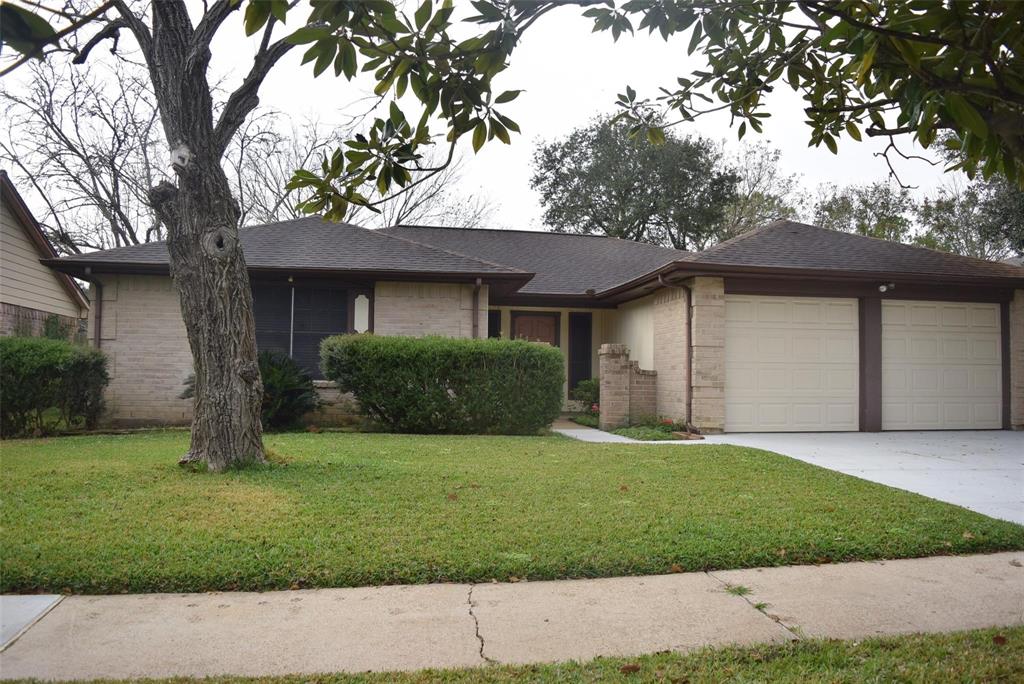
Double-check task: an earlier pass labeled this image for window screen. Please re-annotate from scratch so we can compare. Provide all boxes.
[251,282,349,380]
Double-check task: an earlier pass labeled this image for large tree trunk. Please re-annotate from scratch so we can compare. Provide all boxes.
[151,161,266,471]
[144,1,266,471]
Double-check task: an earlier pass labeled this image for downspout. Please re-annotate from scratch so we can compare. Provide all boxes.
[84,267,102,349]
[471,278,482,339]
[658,274,694,432]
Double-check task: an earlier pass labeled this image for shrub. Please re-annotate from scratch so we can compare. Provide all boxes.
[180,350,321,431]
[321,334,564,435]
[0,337,108,437]
[570,378,600,413]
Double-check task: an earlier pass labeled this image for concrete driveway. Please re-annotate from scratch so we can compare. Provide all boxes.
[702,431,1024,524]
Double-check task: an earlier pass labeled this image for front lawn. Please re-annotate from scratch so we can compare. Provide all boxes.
[2,432,1021,594]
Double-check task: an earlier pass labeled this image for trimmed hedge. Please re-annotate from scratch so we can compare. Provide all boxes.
[321,335,564,434]
[0,336,108,437]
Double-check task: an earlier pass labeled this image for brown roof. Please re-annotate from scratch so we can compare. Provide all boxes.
[44,216,1024,301]
[0,170,89,310]
[678,220,1024,282]
[380,225,684,296]
[46,217,532,289]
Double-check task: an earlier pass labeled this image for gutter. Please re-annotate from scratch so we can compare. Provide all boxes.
[658,274,695,432]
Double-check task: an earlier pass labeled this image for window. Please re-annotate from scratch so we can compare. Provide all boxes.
[487,310,502,338]
[251,281,352,380]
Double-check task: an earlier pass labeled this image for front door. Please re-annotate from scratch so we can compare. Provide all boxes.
[512,313,559,346]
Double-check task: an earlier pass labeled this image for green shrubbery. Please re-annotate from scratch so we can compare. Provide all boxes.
[181,350,321,431]
[0,336,108,437]
[321,334,564,434]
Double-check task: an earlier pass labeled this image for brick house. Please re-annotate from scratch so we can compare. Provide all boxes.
[0,171,89,337]
[45,217,1024,433]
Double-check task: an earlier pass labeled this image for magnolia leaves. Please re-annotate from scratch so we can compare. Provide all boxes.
[280,0,524,220]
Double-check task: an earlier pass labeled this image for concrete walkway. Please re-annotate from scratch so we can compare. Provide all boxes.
[552,425,1024,524]
[2,552,1021,680]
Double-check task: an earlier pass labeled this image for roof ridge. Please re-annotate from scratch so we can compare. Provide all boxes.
[365,226,529,274]
[387,224,688,257]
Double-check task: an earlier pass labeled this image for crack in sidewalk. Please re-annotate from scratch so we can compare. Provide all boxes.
[467,585,495,664]
[705,571,803,641]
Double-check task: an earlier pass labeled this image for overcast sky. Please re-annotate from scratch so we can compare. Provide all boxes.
[10,0,955,231]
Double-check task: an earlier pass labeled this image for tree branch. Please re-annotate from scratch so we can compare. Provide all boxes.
[212,37,296,154]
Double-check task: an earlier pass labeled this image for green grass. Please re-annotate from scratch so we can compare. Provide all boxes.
[2,432,1022,594]
[612,425,680,441]
[18,628,1024,683]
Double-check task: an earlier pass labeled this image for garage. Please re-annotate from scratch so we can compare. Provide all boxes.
[725,295,859,432]
[882,300,1002,430]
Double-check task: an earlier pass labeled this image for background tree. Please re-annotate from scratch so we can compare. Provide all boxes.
[812,181,916,243]
[712,142,802,243]
[530,115,736,250]
[915,180,1023,260]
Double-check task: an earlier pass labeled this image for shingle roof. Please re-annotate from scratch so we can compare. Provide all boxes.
[49,216,529,279]
[682,220,1024,281]
[380,225,684,295]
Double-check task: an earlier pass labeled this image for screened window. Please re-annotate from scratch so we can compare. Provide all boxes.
[251,281,349,380]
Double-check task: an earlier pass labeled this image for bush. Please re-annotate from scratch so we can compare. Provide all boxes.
[570,377,600,415]
[180,350,321,431]
[0,337,108,437]
[321,334,564,435]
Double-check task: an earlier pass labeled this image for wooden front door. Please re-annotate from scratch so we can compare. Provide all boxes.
[512,313,559,346]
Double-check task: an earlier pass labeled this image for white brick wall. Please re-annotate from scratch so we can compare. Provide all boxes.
[90,275,193,425]
[688,276,725,432]
[652,287,688,423]
[373,281,487,338]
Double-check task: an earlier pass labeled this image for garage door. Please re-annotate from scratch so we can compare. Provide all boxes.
[725,296,859,432]
[882,300,1001,430]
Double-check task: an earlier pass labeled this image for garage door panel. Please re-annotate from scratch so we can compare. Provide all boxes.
[881,300,1001,430]
[726,295,858,432]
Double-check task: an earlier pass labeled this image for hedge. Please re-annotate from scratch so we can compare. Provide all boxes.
[0,336,109,437]
[321,335,564,435]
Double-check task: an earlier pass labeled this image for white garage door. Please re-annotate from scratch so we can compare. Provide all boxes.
[882,300,1002,430]
[725,295,859,432]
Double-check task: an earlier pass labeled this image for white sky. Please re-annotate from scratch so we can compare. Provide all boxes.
[10,1,954,231]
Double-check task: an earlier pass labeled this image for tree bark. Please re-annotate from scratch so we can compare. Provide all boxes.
[143,1,265,470]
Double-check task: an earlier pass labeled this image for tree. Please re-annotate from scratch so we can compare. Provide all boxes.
[915,179,1023,260]
[813,181,916,243]
[0,58,167,253]
[530,115,736,250]
[348,151,497,229]
[712,142,802,243]
[0,59,361,254]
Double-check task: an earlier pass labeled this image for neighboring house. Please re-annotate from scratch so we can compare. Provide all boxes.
[46,218,1024,433]
[0,171,89,337]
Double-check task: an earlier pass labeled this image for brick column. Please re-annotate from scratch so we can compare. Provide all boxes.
[689,276,725,433]
[599,344,631,430]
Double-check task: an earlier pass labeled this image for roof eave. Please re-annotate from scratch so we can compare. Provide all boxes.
[596,260,1024,302]
[43,259,535,293]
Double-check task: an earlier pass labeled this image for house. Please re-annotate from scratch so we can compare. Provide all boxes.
[0,171,89,337]
[45,217,1024,432]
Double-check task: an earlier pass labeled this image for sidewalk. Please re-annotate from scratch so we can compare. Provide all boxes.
[1,552,1021,680]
